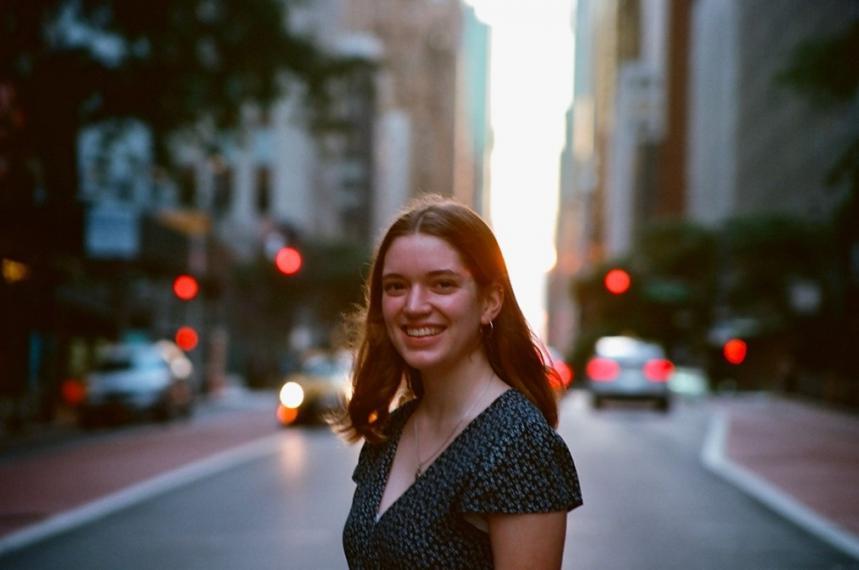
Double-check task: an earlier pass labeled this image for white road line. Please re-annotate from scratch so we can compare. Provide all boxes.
[0,432,286,557]
[701,413,859,561]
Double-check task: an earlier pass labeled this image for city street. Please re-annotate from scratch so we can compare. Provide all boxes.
[0,391,855,569]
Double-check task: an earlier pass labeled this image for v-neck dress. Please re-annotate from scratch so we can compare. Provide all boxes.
[342,389,582,569]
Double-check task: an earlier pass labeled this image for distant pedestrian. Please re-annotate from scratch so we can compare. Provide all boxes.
[338,196,582,569]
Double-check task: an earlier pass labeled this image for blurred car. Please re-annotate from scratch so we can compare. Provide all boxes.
[78,341,195,427]
[545,346,574,392]
[277,351,352,426]
[585,336,673,412]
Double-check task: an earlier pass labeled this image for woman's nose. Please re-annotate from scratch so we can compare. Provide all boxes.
[404,286,430,315]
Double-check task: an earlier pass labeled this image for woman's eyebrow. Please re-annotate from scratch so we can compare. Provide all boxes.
[382,269,468,280]
[427,269,460,277]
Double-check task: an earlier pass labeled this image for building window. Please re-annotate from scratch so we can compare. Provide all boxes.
[256,166,270,214]
[179,165,197,208]
[213,166,233,216]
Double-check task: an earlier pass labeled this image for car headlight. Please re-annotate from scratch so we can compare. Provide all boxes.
[279,382,305,409]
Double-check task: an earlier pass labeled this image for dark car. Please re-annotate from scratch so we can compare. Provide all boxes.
[585,336,673,412]
[276,351,352,426]
[78,341,195,427]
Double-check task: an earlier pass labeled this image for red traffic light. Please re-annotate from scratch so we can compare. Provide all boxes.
[176,326,199,351]
[275,246,302,275]
[723,338,747,365]
[173,275,199,301]
[604,269,631,295]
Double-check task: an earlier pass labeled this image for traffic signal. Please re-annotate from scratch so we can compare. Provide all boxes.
[175,326,199,351]
[604,268,631,295]
[173,274,199,301]
[723,338,747,365]
[275,246,302,275]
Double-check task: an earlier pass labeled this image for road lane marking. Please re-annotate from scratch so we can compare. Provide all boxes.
[702,412,859,561]
[0,432,286,557]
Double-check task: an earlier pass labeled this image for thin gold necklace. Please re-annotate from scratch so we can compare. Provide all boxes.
[413,371,492,481]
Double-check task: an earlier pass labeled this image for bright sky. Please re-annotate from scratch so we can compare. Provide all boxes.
[465,0,575,340]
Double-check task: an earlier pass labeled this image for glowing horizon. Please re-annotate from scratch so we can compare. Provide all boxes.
[466,1,574,340]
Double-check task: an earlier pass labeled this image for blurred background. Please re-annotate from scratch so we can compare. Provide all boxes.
[3,0,857,430]
[1,0,858,568]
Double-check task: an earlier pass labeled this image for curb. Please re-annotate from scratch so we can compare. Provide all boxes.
[701,412,859,561]
[0,432,285,558]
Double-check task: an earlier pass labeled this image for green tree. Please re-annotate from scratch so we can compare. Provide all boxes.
[570,220,718,368]
[778,19,859,398]
[0,0,356,207]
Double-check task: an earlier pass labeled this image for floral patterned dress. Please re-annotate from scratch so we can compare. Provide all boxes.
[343,389,583,569]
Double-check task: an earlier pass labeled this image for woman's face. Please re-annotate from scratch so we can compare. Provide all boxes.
[380,233,497,374]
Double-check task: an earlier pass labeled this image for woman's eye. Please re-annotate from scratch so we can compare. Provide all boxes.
[383,282,406,295]
[434,279,457,292]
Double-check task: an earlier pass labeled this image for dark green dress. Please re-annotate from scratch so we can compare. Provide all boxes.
[343,389,582,569]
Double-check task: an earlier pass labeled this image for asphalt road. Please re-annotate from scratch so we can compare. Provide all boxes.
[1,393,854,569]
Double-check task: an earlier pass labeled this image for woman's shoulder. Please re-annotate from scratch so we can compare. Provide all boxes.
[459,390,583,513]
[489,388,554,433]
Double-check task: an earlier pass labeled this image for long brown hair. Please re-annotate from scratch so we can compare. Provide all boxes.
[337,195,559,443]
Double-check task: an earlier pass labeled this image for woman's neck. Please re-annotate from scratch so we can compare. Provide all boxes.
[418,352,495,423]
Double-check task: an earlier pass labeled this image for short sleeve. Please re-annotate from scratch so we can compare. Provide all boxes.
[458,422,582,515]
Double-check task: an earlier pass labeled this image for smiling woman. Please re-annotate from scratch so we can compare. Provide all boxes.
[338,196,582,569]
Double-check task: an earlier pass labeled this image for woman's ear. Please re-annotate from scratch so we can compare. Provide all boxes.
[481,283,504,324]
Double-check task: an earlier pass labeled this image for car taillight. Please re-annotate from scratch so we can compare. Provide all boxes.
[547,361,574,390]
[556,361,573,388]
[586,357,620,382]
[644,358,674,382]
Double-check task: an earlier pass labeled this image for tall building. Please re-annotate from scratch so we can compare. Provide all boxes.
[452,4,492,215]
[549,0,690,353]
[688,0,858,225]
[343,0,463,233]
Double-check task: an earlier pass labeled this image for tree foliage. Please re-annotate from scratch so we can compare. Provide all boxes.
[1,0,360,205]
[571,220,718,364]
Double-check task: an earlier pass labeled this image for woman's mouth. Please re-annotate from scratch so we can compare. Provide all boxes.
[403,326,444,338]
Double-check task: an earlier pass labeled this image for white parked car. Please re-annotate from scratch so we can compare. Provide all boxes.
[78,341,195,427]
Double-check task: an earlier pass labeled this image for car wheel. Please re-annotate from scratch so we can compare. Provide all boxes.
[656,397,671,413]
[593,395,604,410]
[153,399,177,423]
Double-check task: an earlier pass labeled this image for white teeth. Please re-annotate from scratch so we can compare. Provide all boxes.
[405,326,442,337]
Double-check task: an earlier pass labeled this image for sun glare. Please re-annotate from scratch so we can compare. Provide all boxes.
[467,1,575,339]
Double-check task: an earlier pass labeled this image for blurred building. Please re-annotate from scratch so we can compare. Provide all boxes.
[688,0,858,223]
[452,4,492,214]
[549,0,690,354]
[343,0,466,231]
[179,0,482,251]
[552,0,858,403]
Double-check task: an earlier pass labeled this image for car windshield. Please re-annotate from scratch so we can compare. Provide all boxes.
[94,356,133,372]
[93,347,166,372]
[595,337,663,363]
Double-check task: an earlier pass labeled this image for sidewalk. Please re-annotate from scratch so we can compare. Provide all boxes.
[703,393,859,560]
[0,387,282,556]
